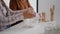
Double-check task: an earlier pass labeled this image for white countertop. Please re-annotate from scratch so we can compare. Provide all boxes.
[0,21,57,34]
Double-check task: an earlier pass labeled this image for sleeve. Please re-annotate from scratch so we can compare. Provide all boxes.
[0,0,24,31]
[0,6,24,31]
[0,1,32,31]
[0,10,24,31]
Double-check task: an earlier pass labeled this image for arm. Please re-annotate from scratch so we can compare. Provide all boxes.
[0,0,24,31]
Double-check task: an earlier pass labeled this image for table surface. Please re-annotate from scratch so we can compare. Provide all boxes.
[0,21,57,34]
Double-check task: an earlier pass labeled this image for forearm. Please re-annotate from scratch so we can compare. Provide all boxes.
[8,13,24,25]
[0,13,24,31]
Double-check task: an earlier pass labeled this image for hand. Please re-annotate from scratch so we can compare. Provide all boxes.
[23,8,36,19]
